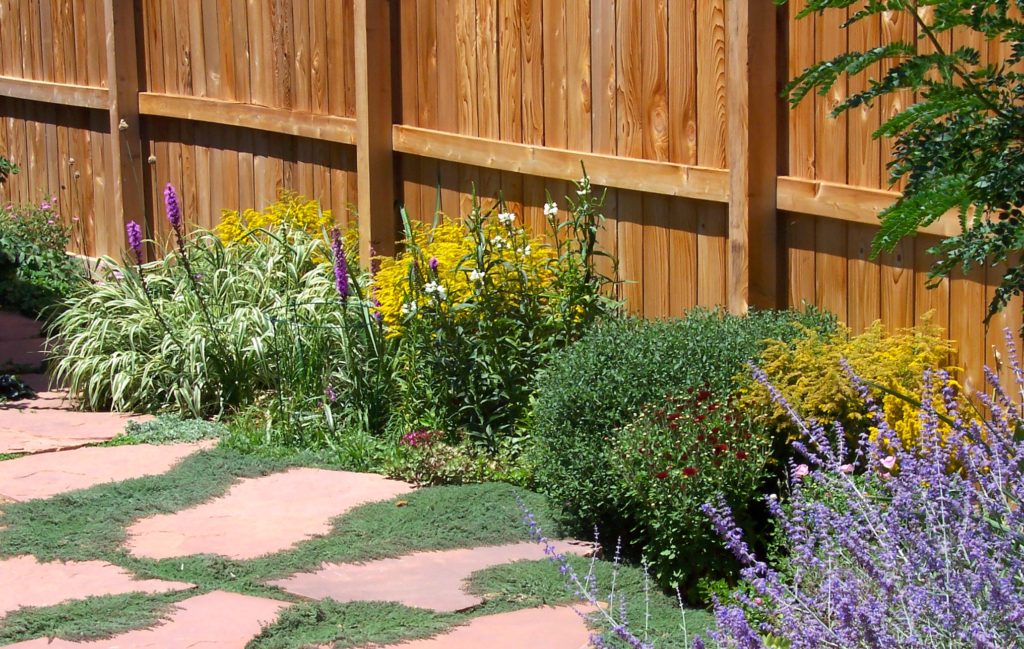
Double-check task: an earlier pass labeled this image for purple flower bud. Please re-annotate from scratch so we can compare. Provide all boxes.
[164,183,182,233]
[331,228,349,302]
[325,384,337,403]
[125,220,144,264]
[429,256,439,273]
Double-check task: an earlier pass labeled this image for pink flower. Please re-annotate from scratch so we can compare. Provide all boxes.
[880,455,897,471]
[794,464,810,480]
[840,463,855,474]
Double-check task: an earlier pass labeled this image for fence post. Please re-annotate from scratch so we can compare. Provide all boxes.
[102,0,145,258]
[726,0,779,313]
[354,0,398,263]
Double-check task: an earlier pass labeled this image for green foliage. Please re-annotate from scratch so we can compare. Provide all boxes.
[614,391,772,592]
[0,374,35,402]
[528,307,836,536]
[0,592,186,644]
[113,415,227,445]
[49,226,341,418]
[388,173,619,450]
[246,600,451,649]
[384,430,532,487]
[0,202,88,317]
[783,0,1024,323]
[0,155,18,185]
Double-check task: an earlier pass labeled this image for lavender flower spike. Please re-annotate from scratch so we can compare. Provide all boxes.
[331,228,349,302]
[164,183,182,234]
[125,220,144,264]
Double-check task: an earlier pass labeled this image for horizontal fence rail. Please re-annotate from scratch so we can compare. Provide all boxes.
[0,0,1019,396]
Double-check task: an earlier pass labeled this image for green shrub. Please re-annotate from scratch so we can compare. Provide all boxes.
[50,226,342,418]
[0,202,88,316]
[614,390,771,592]
[527,307,836,535]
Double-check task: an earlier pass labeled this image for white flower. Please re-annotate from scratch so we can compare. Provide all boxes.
[497,211,516,225]
[469,269,485,282]
[576,187,587,196]
[490,234,505,248]
[543,202,558,217]
[523,245,531,256]
[423,281,447,300]
[401,301,418,315]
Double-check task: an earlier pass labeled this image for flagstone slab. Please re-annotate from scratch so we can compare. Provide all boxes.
[272,540,595,612]
[0,339,46,371]
[0,312,45,341]
[360,606,594,649]
[5,590,288,648]
[125,468,413,560]
[0,442,213,501]
[0,392,153,454]
[0,555,194,618]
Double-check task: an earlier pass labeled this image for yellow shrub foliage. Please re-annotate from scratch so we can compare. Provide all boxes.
[372,216,556,333]
[739,319,961,454]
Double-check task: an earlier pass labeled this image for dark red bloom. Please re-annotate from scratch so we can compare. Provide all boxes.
[736,451,748,460]
[669,423,679,431]
[697,434,705,443]
[683,467,698,477]
[655,470,669,480]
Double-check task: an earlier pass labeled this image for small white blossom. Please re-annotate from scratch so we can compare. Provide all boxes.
[497,211,516,225]
[523,245,531,256]
[576,187,587,196]
[423,281,447,300]
[490,234,505,248]
[543,201,558,217]
[401,301,418,315]
[469,269,485,282]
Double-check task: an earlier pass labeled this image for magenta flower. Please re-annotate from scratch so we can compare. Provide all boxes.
[125,220,144,264]
[331,228,349,302]
[164,183,182,233]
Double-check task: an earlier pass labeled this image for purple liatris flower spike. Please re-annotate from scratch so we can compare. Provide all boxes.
[125,220,144,264]
[164,183,182,233]
[331,228,349,301]
[429,256,439,273]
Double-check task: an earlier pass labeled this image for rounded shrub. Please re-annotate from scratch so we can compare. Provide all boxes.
[614,389,771,591]
[527,307,836,537]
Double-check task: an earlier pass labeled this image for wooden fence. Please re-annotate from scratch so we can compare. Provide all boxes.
[0,0,1020,393]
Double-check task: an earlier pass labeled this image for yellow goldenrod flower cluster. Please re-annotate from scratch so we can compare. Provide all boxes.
[372,216,556,334]
[740,318,962,454]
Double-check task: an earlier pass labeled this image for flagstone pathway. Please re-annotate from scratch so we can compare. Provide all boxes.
[0,310,598,648]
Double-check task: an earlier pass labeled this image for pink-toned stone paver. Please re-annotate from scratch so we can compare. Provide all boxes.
[359,605,594,649]
[0,555,194,618]
[272,540,596,612]
[0,311,44,341]
[0,392,153,454]
[5,590,288,649]
[0,442,214,501]
[126,468,413,560]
